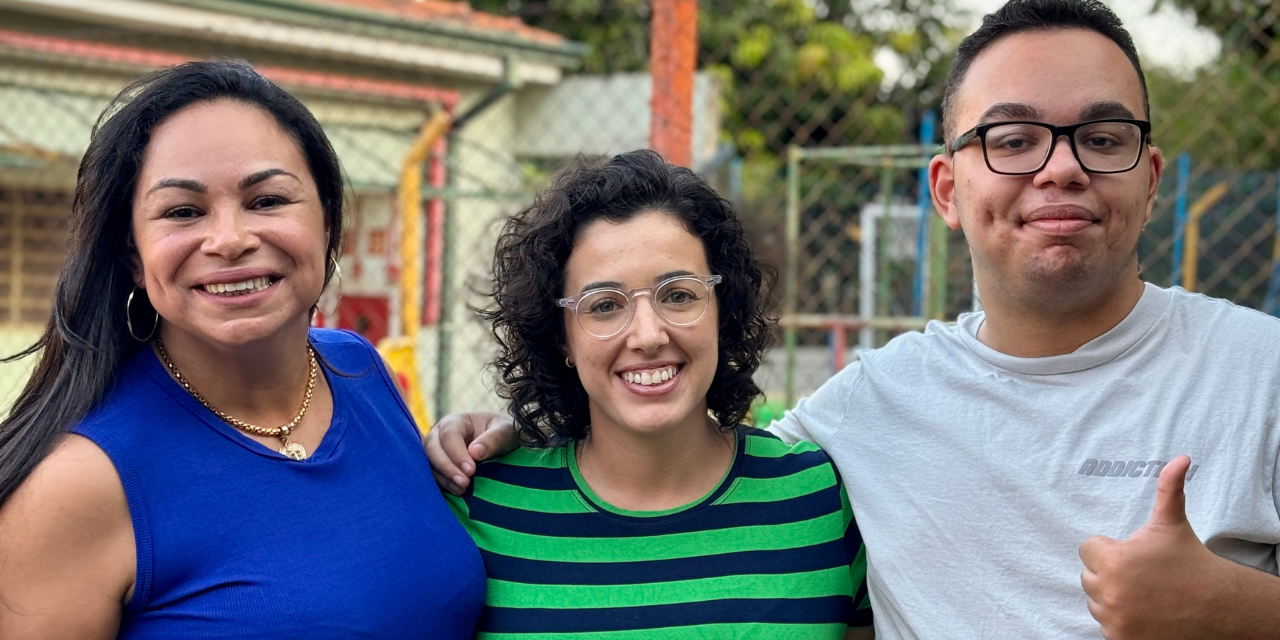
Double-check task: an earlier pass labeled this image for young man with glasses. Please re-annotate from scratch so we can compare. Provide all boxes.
[429,1,1280,637]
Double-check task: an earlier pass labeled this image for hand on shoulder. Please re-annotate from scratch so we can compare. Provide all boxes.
[425,412,518,495]
[0,434,134,640]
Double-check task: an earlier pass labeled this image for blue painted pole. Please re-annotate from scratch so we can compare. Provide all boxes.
[1171,152,1190,288]
[1263,171,1280,316]
[913,110,937,316]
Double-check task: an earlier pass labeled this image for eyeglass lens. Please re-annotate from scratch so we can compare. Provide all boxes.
[984,121,1144,174]
[574,277,713,338]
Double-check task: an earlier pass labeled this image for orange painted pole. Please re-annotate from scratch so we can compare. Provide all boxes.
[650,0,697,167]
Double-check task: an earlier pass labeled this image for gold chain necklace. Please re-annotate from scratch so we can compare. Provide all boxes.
[156,338,318,461]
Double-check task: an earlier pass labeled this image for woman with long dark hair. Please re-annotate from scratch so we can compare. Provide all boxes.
[443,150,873,638]
[0,61,484,638]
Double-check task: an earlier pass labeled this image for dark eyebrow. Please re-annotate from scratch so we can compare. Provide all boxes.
[578,271,698,294]
[978,102,1040,124]
[147,178,206,196]
[657,270,695,281]
[579,280,624,294]
[240,168,299,190]
[1079,101,1136,121]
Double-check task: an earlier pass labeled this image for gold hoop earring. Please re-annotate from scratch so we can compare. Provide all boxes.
[126,287,159,342]
[565,357,575,368]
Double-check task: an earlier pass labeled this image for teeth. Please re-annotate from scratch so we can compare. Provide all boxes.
[203,276,272,296]
[623,366,678,386]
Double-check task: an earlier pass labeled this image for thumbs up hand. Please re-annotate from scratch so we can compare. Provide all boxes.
[1079,456,1228,640]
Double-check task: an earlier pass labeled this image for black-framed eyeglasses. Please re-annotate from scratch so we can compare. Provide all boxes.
[947,119,1152,175]
[556,274,722,340]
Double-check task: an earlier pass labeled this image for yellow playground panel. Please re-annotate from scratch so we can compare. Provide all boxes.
[379,336,430,436]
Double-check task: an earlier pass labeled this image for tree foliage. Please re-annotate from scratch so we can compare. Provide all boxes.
[472,0,968,154]
[1154,0,1279,59]
[1146,1,1280,170]
[471,0,971,277]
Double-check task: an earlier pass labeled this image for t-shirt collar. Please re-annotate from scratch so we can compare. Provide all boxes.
[956,282,1171,376]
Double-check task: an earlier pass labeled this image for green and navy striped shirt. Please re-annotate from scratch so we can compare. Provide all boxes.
[445,426,873,638]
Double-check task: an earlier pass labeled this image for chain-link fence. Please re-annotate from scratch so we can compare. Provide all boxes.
[3,0,1280,419]
[688,0,1280,401]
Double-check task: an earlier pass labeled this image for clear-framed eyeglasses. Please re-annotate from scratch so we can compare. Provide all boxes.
[557,274,723,339]
[947,118,1152,175]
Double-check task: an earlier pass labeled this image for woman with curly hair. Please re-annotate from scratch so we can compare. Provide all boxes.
[443,150,873,639]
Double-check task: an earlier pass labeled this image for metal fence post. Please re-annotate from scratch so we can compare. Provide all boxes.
[784,146,800,407]
[859,180,878,351]
[875,165,894,346]
[649,0,696,167]
[1172,151,1190,288]
[929,211,949,320]
[435,134,458,417]
[1264,171,1280,316]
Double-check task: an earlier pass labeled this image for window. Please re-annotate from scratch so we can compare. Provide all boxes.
[0,188,70,326]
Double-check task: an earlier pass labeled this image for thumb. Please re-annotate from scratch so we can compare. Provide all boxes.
[1148,455,1191,527]
[469,415,518,461]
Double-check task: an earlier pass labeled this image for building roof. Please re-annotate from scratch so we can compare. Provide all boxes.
[312,0,565,46]
[0,0,582,83]
[0,28,460,107]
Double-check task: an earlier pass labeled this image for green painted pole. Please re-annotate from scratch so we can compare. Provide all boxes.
[435,134,458,417]
[876,165,894,345]
[784,146,801,407]
[929,214,949,319]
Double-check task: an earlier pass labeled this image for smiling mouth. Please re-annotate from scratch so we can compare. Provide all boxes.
[621,365,680,387]
[200,276,277,296]
[1024,218,1095,234]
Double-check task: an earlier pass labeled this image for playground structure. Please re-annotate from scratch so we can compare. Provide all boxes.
[1166,151,1280,315]
[782,115,976,403]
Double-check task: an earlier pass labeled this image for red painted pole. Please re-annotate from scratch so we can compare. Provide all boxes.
[650,0,696,167]
[831,323,847,372]
[423,134,448,326]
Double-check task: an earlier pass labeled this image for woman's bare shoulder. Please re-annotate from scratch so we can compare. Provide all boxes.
[2,433,130,527]
[0,434,133,639]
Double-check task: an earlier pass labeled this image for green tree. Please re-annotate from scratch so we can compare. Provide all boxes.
[472,0,967,154]
[1146,1,1280,170]
[1155,0,1278,59]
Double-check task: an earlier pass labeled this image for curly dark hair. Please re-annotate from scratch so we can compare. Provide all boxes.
[482,150,775,445]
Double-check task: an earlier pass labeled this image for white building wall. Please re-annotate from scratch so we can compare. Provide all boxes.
[513,72,723,168]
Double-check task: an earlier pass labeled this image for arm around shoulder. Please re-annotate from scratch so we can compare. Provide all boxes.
[766,360,863,448]
[0,434,134,640]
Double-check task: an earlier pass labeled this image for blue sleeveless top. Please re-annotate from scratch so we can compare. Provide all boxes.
[72,329,485,639]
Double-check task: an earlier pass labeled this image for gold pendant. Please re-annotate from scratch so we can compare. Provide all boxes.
[280,441,308,460]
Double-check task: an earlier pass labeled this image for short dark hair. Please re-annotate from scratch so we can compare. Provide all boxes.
[941,0,1149,141]
[483,150,775,445]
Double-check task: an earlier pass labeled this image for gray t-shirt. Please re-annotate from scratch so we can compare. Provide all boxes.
[771,283,1280,639]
